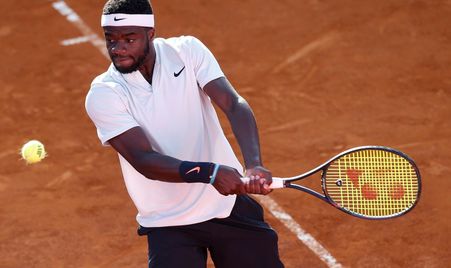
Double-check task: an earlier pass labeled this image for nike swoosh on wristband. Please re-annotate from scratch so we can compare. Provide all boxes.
[174,66,185,77]
[114,17,126,21]
[186,166,201,175]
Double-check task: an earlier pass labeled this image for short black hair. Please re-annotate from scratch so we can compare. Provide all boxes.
[103,0,153,15]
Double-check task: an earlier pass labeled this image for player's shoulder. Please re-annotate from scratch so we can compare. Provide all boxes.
[90,65,124,91]
[87,65,127,101]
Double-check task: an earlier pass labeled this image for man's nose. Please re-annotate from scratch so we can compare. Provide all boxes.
[111,41,127,55]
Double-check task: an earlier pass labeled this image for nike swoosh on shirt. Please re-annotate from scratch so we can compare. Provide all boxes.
[186,166,201,175]
[174,66,185,77]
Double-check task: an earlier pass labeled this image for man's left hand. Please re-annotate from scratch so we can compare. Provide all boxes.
[244,166,273,195]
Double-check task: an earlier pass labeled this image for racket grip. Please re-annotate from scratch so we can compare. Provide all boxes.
[240,177,285,189]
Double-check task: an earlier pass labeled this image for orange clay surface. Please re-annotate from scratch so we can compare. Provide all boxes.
[1,0,450,267]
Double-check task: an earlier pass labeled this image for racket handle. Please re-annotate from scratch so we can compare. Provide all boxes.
[240,177,285,189]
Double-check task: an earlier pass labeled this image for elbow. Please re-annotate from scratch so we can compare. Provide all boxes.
[227,95,248,115]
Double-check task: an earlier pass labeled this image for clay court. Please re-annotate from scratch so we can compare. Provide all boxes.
[1,0,450,267]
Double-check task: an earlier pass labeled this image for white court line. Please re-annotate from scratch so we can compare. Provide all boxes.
[51,1,342,267]
[255,195,342,268]
[61,35,97,46]
[52,0,108,58]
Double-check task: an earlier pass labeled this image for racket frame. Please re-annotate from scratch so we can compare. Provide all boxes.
[280,145,422,219]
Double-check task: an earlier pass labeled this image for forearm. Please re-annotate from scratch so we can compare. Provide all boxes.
[128,150,185,182]
[108,127,218,184]
[126,151,217,184]
[202,77,263,169]
[226,98,263,169]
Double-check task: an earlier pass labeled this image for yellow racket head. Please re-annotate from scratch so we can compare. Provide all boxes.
[322,146,421,219]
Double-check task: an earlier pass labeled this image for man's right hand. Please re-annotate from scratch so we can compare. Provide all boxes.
[212,165,247,195]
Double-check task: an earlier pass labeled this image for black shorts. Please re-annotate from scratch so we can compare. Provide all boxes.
[138,195,284,268]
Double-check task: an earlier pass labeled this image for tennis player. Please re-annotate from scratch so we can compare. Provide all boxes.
[85,0,284,267]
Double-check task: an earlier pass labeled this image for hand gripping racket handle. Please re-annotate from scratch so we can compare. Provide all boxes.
[240,177,285,189]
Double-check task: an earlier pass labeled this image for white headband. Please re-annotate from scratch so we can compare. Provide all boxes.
[101,13,154,27]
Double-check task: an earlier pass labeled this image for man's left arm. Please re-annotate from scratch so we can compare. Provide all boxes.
[203,77,272,195]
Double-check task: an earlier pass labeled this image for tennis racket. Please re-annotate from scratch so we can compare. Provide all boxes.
[244,146,421,219]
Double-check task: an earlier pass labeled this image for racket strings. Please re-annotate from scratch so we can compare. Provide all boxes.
[324,149,419,218]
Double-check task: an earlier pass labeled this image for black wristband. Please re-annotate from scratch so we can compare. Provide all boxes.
[179,161,214,183]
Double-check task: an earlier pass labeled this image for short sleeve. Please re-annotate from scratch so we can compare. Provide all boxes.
[186,36,225,88]
[85,86,140,146]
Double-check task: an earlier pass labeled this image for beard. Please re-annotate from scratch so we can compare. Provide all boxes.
[112,40,150,74]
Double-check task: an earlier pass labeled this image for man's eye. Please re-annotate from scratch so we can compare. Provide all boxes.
[127,39,135,43]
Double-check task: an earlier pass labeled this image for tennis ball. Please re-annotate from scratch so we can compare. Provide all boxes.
[20,140,47,164]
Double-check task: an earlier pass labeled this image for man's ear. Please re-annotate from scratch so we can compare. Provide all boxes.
[147,28,156,40]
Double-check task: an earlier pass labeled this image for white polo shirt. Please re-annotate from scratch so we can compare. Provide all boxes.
[85,36,242,227]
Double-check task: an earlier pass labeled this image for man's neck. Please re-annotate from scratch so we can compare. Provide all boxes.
[139,63,154,84]
[138,46,156,84]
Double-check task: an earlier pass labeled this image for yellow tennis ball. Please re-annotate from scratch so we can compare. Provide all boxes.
[20,140,47,164]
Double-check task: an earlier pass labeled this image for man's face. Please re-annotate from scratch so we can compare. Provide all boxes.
[103,26,153,73]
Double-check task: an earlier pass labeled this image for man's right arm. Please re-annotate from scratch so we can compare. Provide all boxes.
[108,126,184,182]
[108,126,246,195]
